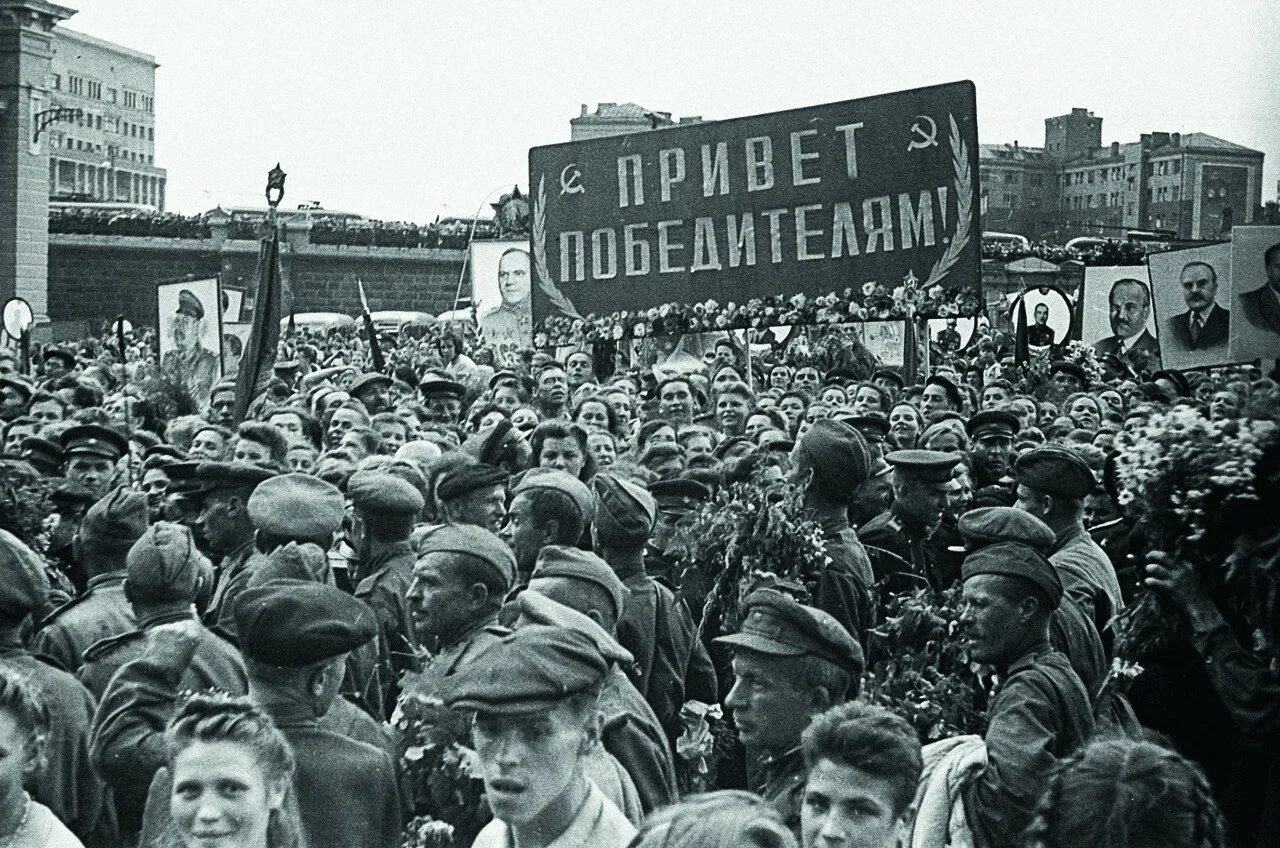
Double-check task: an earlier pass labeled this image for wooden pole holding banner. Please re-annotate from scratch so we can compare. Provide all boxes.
[232,165,286,424]
[357,278,385,372]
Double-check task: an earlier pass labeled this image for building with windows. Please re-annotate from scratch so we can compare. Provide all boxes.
[980,108,1263,241]
[570,102,703,141]
[44,27,166,209]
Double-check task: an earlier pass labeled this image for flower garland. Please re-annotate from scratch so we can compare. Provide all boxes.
[392,691,488,848]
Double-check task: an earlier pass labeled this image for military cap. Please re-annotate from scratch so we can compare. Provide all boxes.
[247,473,345,540]
[43,347,77,369]
[346,469,424,515]
[19,437,63,476]
[248,542,330,587]
[436,463,509,502]
[396,439,444,467]
[1151,369,1190,398]
[488,370,521,391]
[530,545,628,622]
[176,289,205,319]
[210,378,238,399]
[50,478,93,509]
[841,413,890,444]
[513,468,594,524]
[957,506,1056,552]
[713,588,864,676]
[417,524,517,591]
[966,409,1020,440]
[797,418,871,486]
[161,461,204,496]
[0,376,34,405]
[1016,446,1096,498]
[188,462,277,496]
[868,457,892,479]
[142,444,187,464]
[885,449,962,492]
[517,590,634,667]
[649,477,712,515]
[0,528,49,621]
[419,378,466,400]
[872,369,905,390]
[824,367,858,385]
[348,372,392,399]
[1049,360,1089,388]
[59,423,128,461]
[272,360,300,374]
[758,432,795,453]
[925,374,963,410]
[80,487,149,548]
[961,541,1063,609]
[126,522,206,604]
[592,474,656,548]
[235,578,377,667]
[441,624,610,715]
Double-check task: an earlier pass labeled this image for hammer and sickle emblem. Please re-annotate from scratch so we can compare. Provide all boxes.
[559,164,584,196]
[907,115,939,152]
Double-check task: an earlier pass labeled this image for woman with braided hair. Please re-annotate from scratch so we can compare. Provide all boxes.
[159,693,304,848]
[1026,737,1228,848]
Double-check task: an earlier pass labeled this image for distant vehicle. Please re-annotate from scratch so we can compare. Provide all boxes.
[1065,236,1110,251]
[433,308,476,324]
[369,310,435,333]
[982,231,1030,250]
[280,312,356,331]
[49,200,159,214]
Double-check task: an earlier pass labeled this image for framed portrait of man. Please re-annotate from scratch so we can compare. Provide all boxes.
[928,317,976,354]
[470,240,533,359]
[1229,226,1280,362]
[1148,242,1233,370]
[156,278,223,403]
[1009,286,1072,352]
[1082,266,1162,372]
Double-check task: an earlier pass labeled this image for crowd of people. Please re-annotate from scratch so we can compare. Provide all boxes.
[0,314,1276,848]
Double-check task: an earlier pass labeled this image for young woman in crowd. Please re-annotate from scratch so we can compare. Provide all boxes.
[887,402,924,449]
[0,668,84,847]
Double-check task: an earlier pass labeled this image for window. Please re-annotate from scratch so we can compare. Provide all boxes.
[68,75,84,96]
[95,115,102,130]
[123,91,138,108]
[1172,160,1181,174]
[51,74,61,90]
[981,169,991,182]
[1172,186,1180,201]
[1087,171,1095,184]
[107,88,117,104]
[147,127,154,141]
[87,81,101,100]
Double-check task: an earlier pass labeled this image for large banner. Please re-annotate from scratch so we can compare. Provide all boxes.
[529,81,980,341]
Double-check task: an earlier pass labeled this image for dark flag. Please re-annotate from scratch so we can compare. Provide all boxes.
[232,165,286,423]
[1014,292,1030,367]
[903,316,919,384]
[357,279,385,373]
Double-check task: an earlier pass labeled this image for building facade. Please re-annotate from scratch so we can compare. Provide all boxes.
[44,26,166,209]
[980,107,1264,241]
[570,102,703,141]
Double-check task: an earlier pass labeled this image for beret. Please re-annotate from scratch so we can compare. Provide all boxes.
[714,588,864,677]
[592,474,656,548]
[419,378,466,399]
[966,409,1020,439]
[235,579,377,667]
[0,528,49,620]
[248,542,330,587]
[348,373,392,398]
[20,437,63,476]
[516,591,633,667]
[1016,446,1096,498]
[530,545,628,622]
[417,524,516,591]
[189,462,277,495]
[957,507,1056,552]
[1049,360,1089,387]
[885,449,962,491]
[797,419,871,486]
[436,463,509,502]
[925,375,963,410]
[81,487,150,548]
[248,473,345,540]
[347,470,424,515]
[513,468,594,524]
[59,423,127,460]
[441,624,610,714]
[176,288,204,319]
[961,541,1063,609]
[126,522,206,603]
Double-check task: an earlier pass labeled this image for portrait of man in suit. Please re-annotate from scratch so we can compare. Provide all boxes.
[1237,241,1280,337]
[1027,302,1055,347]
[1092,277,1162,369]
[1163,261,1229,352]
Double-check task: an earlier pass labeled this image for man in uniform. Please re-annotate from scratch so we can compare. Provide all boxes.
[1014,446,1124,639]
[419,378,467,425]
[714,588,864,835]
[959,541,1094,848]
[442,624,637,848]
[478,246,534,349]
[59,423,128,501]
[503,469,593,583]
[861,450,962,594]
[33,487,148,672]
[1028,302,1056,348]
[161,288,222,403]
[839,413,889,462]
[965,409,1019,489]
[645,477,712,589]
[591,474,717,739]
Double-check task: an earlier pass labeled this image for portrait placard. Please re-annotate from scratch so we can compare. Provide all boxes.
[1148,242,1233,369]
[470,240,533,358]
[1011,287,1073,350]
[156,278,223,403]
[1229,226,1280,361]
[1082,266,1162,372]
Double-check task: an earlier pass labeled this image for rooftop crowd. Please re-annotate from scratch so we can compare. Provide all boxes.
[0,310,1276,848]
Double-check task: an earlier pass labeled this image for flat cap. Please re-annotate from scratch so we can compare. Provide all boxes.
[142,444,187,464]
[176,288,204,319]
[513,468,594,524]
[80,487,149,548]
[234,579,377,667]
[1016,446,1096,498]
[417,524,517,591]
[43,347,77,368]
[797,419,871,486]
[441,624,610,714]
[59,423,127,461]
[713,588,864,676]
[961,541,1063,609]
[126,522,206,603]
[872,369,905,390]
[347,469,424,515]
[488,370,521,391]
[530,545,628,622]
[19,437,63,476]
[248,473,345,540]
[50,478,94,508]
[1049,360,1089,387]
[419,378,466,399]
[1151,369,1190,398]
[348,372,392,398]
[966,410,1020,440]
[592,474,656,549]
[248,542,330,587]
[436,463,509,502]
[188,462,277,495]
[957,507,1056,552]
[925,374,963,410]
[885,449,963,492]
[649,478,712,514]
[0,377,34,404]
[0,528,49,620]
[516,591,633,667]
[824,367,858,385]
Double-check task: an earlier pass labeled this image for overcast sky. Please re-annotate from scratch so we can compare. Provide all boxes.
[68,0,1279,224]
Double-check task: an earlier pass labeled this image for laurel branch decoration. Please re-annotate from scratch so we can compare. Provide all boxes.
[532,175,583,321]
[921,113,971,291]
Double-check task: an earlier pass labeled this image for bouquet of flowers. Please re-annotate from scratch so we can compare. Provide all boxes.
[863,586,990,742]
[1110,406,1278,662]
[1012,340,1104,400]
